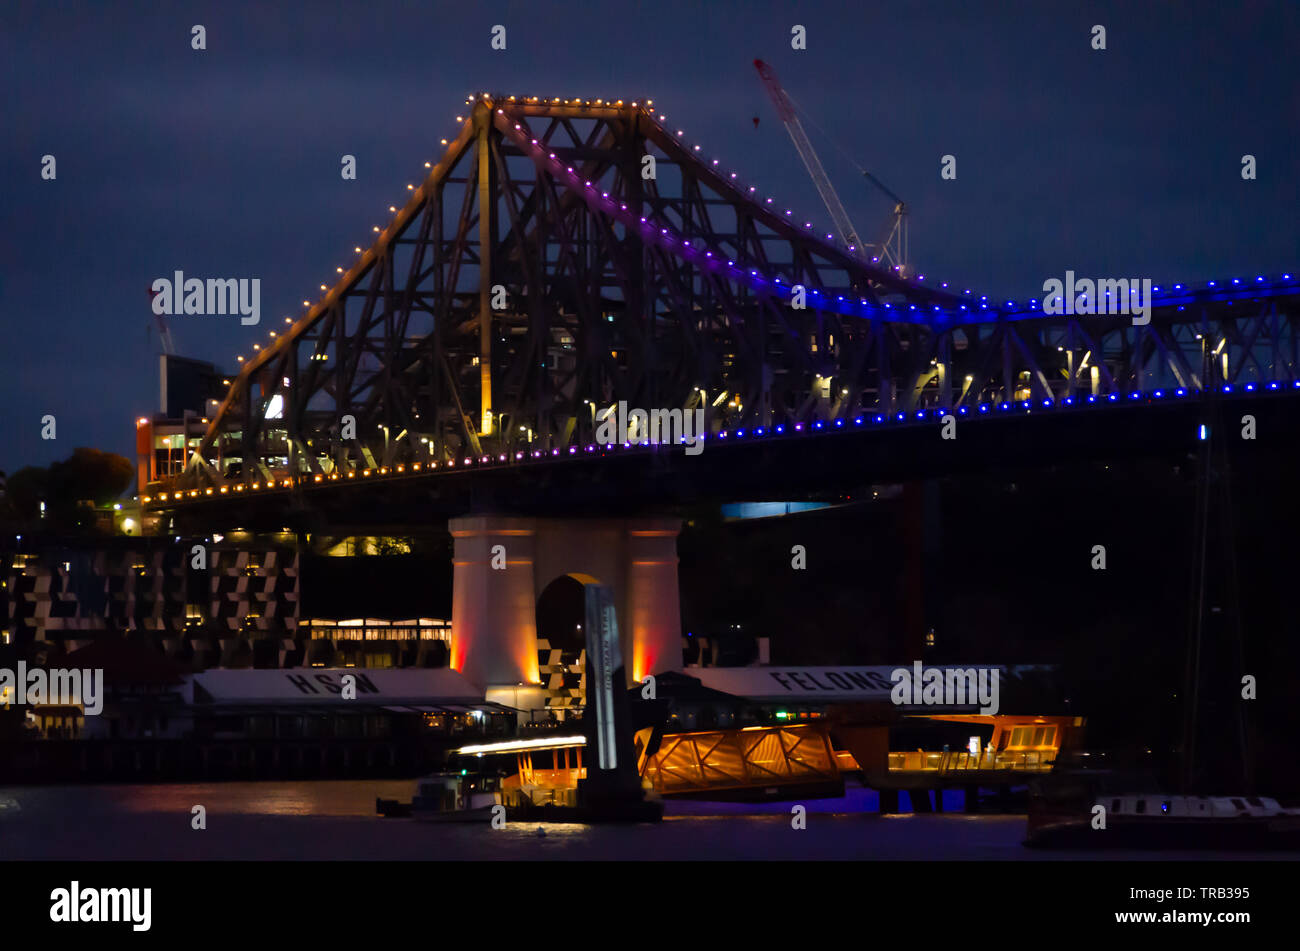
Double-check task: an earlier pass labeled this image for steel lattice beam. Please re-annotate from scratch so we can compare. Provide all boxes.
[158,95,1299,496]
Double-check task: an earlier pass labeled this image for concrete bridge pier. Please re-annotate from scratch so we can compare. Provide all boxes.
[449,515,684,701]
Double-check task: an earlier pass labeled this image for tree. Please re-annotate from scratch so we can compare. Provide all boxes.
[46,448,133,509]
[0,449,133,529]
[2,466,49,520]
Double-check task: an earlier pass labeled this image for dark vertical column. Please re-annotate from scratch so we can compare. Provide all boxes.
[901,483,924,660]
[475,101,493,442]
[879,787,899,814]
[900,479,942,661]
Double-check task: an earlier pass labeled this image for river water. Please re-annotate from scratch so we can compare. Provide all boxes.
[0,781,1287,860]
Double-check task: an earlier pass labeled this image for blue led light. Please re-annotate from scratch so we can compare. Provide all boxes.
[1130,392,1140,399]
[854,417,864,425]
[998,402,1010,411]
[1153,390,1164,398]
[896,412,906,421]
[1176,388,1186,396]
[1108,394,1119,401]
[1268,382,1279,390]
[1222,385,1232,393]
[813,421,823,429]
[1087,395,1097,403]
[1042,399,1052,407]
[736,429,745,437]
[873,415,884,424]
[1022,401,1031,410]
[1063,397,1073,406]
[835,419,844,427]
[1245,384,1255,392]
[776,425,785,433]
[978,404,989,413]
[958,407,968,415]
[719,431,728,439]
[756,427,765,435]
[916,410,925,418]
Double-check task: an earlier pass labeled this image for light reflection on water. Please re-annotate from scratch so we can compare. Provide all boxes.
[2,779,415,818]
[0,782,1290,860]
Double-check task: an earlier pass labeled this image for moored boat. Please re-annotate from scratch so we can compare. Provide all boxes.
[1028,785,1300,850]
[377,735,664,823]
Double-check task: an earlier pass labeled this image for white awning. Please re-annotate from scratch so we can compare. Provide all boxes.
[691,665,1052,704]
[692,666,897,702]
[187,668,484,706]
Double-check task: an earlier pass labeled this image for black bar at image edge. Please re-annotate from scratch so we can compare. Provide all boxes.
[2,860,1287,938]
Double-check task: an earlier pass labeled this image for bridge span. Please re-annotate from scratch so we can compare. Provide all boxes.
[131,93,1298,701]
[136,94,1298,513]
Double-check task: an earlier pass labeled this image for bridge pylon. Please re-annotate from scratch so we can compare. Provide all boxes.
[449,514,683,699]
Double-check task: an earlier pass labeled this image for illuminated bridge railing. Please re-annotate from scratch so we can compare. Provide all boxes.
[888,750,1057,774]
[144,375,1300,507]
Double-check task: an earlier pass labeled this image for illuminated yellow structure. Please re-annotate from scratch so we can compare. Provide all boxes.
[638,724,840,798]
[448,714,1078,808]
[834,714,1080,783]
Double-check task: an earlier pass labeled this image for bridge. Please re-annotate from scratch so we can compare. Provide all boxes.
[137,93,1299,692]
[143,94,1300,510]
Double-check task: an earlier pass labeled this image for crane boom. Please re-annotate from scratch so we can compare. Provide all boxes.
[148,286,177,355]
[155,315,176,355]
[753,59,865,253]
[862,169,905,209]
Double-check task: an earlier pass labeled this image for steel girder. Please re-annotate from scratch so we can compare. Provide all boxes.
[167,96,1299,493]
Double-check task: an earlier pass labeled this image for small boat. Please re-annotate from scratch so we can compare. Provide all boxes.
[1028,789,1300,850]
[376,770,505,821]
[376,736,663,824]
[414,770,508,822]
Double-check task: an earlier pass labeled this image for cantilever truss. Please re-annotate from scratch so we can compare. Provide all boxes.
[172,95,1300,491]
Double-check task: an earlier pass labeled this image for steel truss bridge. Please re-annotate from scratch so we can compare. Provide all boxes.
[146,94,1300,513]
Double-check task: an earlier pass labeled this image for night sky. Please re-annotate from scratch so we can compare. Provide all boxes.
[4,0,1296,472]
